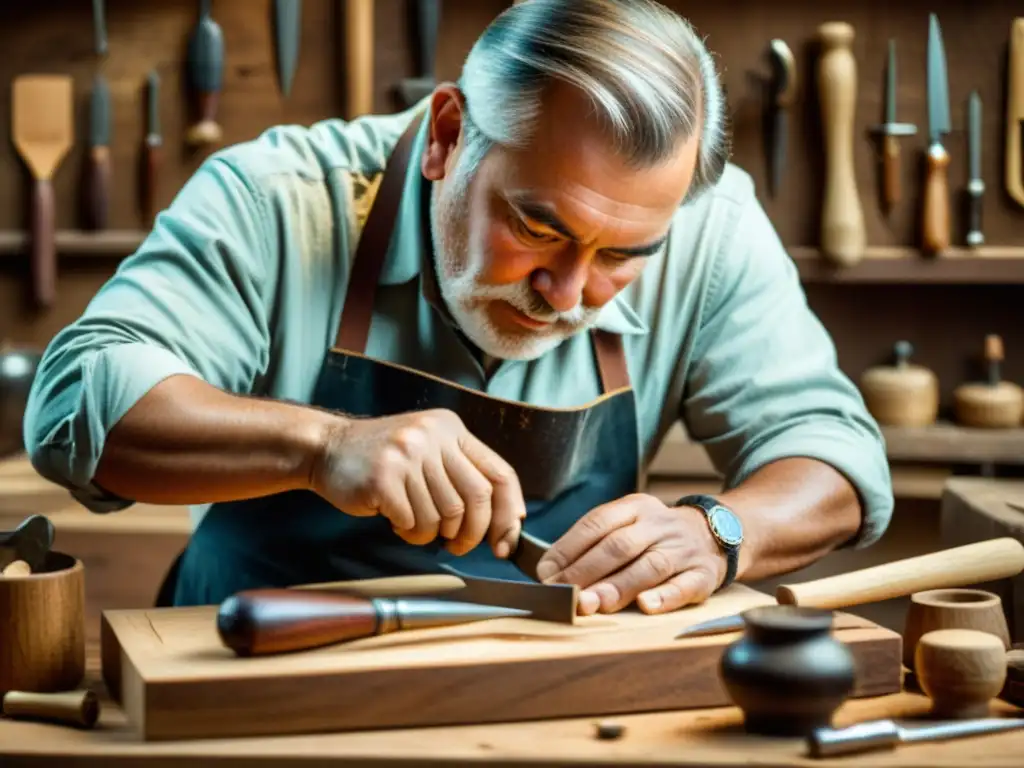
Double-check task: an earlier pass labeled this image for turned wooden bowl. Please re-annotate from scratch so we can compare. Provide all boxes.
[915,629,1007,719]
[903,588,1010,669]
[953,382,1024,428]
[0,551,86,693]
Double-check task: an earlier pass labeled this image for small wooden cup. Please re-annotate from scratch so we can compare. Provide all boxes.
[915,629,1007,718]
[903,588,1010,669]
[0,551,86,693]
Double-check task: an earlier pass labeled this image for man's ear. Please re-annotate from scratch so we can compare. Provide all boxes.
[422,84,466,181]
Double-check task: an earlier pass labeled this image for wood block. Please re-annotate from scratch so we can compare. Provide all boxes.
[99,584,902,742]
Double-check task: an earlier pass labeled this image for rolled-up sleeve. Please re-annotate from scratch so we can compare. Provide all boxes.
[23,155,275,512]
[680,196,894,548]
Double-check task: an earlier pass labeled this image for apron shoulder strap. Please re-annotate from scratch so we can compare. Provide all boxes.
[334,113,425,353]
[591,329,630,392]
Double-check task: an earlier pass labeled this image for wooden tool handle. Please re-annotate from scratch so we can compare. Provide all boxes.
[817,22,865,266]
[185,93,222,147]
[295,573,464,597]
[922,144,951,253]
[142,139,161,224]
[31,177,56,308]
[345,0,375,118]
[86,146,111,230]
[1,690,99,728]
[217,588,378,656]
[1006,20,1024,207]
[776,538,1024,610]
[882,134,900,209]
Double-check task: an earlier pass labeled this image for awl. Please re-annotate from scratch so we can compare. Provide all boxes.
[676,538,1024,639]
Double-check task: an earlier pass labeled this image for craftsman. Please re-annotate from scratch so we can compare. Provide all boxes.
[22,0,893,614]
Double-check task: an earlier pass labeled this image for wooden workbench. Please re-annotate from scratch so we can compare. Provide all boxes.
[1,652,1022,767]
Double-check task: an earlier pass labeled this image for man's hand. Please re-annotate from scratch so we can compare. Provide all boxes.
[311,408,527,559]
[534,494,727,615]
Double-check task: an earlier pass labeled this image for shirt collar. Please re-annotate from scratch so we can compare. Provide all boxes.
[375,103,648,337]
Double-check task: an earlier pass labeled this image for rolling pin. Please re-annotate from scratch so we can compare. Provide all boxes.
[217,588,531,656]
[1,690,99,728]
[817,21,865,267]
[677,538,1024,638]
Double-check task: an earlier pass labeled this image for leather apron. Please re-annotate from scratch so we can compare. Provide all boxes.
[171,114,641,606]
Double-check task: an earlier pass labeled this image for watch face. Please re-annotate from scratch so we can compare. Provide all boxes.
[708,506,744,547]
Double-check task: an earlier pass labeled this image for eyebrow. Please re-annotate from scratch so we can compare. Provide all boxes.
[506,196,668,258]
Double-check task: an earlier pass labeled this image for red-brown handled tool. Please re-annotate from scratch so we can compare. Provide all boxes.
[216,589,532,656]
[85,74,112,230]
[10,75,74,309]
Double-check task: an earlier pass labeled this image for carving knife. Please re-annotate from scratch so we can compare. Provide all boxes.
[767,39,796,198]
[185,0,225,147]
[273,0,302,98]
[142,70,162,225]
[1005,19,1024,208]
[395,0,442,109]
[922,13,951,254]
[85,74,112,231]
[92,0,107,56]
[675,538,1024,639]
[966,91,984,247]
[869,39,917,212]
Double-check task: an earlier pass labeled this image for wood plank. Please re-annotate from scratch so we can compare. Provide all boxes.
[791,247,1024,284]
[98,584,902,742]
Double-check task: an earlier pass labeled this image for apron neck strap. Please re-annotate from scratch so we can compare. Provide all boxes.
[590,329,629,392]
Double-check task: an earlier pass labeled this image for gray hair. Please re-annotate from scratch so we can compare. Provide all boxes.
[455,0,730,204]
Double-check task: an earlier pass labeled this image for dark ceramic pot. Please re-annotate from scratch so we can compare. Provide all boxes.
[720,604,856,737]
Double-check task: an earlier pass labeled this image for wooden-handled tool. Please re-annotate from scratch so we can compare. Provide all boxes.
[868,39,917,213]
[10,75,74,309]
[1,690,99,729]
[216,589,532,656]
[85,74,112,230]
[922,13,951,254]
[817,21,865,266]
[345,0,374,118]
[677,538,1024,639]
[142,70,162,224]
[1006,19,1024,208]
[185,0,224,147]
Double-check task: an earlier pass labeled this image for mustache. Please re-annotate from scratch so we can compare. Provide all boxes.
[466,280,595,326]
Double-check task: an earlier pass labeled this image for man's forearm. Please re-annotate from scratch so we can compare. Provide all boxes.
[718,457,863,582]
[93,374,334,505]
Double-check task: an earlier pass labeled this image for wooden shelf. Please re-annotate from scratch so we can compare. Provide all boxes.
[0,230,146,258]
[881,422,1024,465]
[791,247,1024,284]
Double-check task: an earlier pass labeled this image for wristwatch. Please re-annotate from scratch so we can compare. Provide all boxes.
[673,494,744,589]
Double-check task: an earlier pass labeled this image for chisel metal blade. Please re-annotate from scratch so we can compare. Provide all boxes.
[274,0,302,97]
[674,612,745,639]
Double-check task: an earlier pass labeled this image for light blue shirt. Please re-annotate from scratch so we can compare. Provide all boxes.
[23,102,894,545]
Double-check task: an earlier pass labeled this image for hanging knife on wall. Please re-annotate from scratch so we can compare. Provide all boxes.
[395,0,442,109]
[766,39,796,198]
[274,0,302,98]
[186,0,225,147]
[142,70,162,225]
[922,13,951,254]
[85,74,112,230]
[868,40,916,213]
[966,91,984,248]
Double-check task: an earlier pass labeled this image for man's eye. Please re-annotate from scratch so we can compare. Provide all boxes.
[512,217,558,243]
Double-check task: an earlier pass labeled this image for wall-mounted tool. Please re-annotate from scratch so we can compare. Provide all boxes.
[84,74,112,231]
[953,335,1024,428]
[10,75,74,309]
[1005,19,1024,207]
[395,0,442,109]
[345,0,375,118]
[966,91,984,247]
[867,40,916,213]
[922,13,951,254]
[185,0,225,147]
[816,22,865,267]
[142,70,162,225]
[766,39,796,198]
[92,0,107,56]
[273,0,302,98]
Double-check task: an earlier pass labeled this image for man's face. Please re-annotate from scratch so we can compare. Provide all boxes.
[424,84,700,361]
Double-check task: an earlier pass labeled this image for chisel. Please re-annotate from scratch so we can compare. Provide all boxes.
[966,90,984,248]
[85,74,112,230]
[767,39,796,198]
[868,40,917,212]
[185,0,224,147]
[922,13,951,254]
[142,70,162,225]
[675,538,1024,639]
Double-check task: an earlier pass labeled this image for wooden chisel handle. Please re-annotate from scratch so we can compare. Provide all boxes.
[882,134,900,209]
[776,538,1024,610]
[142,139,161,225]
[31,178,56,308]
[86,146,111,230]
[294,573,464,597]
[345,0,374,118]
[817,21,865,266]
[922,141,951,253]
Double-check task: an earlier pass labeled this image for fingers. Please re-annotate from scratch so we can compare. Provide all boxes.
[441,448,496,556]
[423,454,466,541]
[460,432,526,558]
[578,547,682,616]
[637,569,715,614]
[399,471,441,546]
[535,498,640,583]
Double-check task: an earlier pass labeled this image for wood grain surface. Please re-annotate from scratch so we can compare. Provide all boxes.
[98,583,902,741]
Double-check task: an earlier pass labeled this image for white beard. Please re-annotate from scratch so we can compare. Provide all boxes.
[429,179,603,361]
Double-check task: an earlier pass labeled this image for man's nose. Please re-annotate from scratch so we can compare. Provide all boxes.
[530,258,589,313]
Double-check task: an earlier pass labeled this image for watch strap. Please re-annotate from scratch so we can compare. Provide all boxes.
[673,493,740,589]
